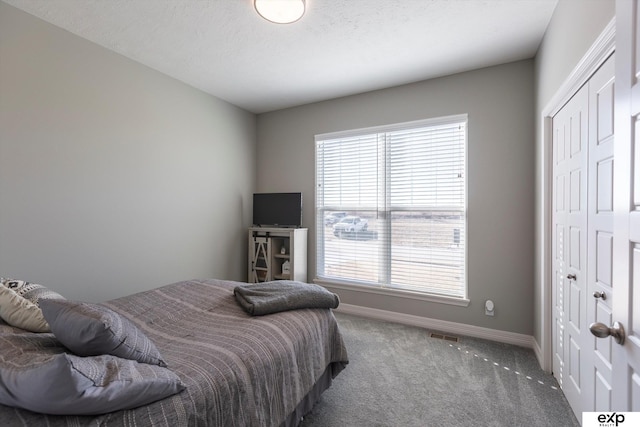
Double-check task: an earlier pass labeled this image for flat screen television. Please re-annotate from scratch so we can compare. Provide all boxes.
[252,192,302,227]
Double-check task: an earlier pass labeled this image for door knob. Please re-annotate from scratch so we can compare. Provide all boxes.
[567,274,577,280]
[593,291,606,300]
[589,321,625,345]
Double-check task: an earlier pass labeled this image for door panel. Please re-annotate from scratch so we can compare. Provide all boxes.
[595,232,612,286]
[570,281,581,329]
[557,176,565,210]
[634,248,640,335]
[596,159,614,212]
[594,302,613,361]
[570,337,581,389]
[633,372,640,411]
[635,118,640,203]
[595,371,612,411]
[570,170,582,212]
[570,227,581,269]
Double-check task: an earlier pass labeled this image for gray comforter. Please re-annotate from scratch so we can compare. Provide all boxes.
[0,279,349,426]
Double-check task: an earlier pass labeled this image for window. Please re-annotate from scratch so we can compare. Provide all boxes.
[315,115,467,299]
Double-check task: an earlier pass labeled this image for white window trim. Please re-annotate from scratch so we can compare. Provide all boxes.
[314,114,468,303]
[314,277,471,307]
[315,114,467,142]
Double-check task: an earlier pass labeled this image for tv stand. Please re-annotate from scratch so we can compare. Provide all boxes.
[248,227,307,283]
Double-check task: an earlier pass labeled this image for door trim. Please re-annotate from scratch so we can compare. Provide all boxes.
[538,18,616,372]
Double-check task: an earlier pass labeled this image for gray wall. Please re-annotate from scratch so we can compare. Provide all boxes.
[0,3,256,302]
[533,0,615,346]
[257,60,536,335]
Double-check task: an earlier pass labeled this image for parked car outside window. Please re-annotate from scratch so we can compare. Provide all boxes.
[324,212,347,226]
[333,216,368,236]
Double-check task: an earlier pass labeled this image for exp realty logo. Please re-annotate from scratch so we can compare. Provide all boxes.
[582,412,640,427]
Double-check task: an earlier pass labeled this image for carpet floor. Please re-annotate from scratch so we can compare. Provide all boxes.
[300,313,579,427]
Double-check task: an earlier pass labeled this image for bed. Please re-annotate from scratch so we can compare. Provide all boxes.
[0,278,349,426]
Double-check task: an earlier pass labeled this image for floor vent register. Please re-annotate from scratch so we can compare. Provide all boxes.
[429,333,459,342]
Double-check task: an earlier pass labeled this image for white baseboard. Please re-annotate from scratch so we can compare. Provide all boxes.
[335,303,535,349]
[532,338,547,372]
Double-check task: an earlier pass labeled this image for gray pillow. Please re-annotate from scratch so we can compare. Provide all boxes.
[40,299,167,367]
[0,349,184,415]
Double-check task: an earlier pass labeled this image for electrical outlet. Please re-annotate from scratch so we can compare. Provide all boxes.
[485,300,495,316]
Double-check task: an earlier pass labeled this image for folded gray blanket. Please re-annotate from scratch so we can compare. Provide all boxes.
[233,281,339,316]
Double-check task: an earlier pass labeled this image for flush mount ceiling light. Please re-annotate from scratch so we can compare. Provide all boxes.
[254,0,306,24]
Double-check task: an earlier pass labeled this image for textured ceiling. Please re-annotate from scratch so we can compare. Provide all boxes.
[2,0,558,113]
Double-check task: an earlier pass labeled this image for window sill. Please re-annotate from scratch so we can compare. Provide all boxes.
[314,278,470,307]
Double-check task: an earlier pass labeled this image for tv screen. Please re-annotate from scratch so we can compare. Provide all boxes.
[252,193,302,227]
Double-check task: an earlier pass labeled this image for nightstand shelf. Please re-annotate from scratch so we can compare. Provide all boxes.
[248,227,307,283]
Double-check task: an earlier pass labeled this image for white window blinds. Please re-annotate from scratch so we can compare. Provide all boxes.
[315,115,467,298]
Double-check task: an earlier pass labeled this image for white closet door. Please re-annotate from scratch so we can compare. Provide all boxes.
[587,54,615,412]
[552,0,640,416]
[552,83,589,419]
